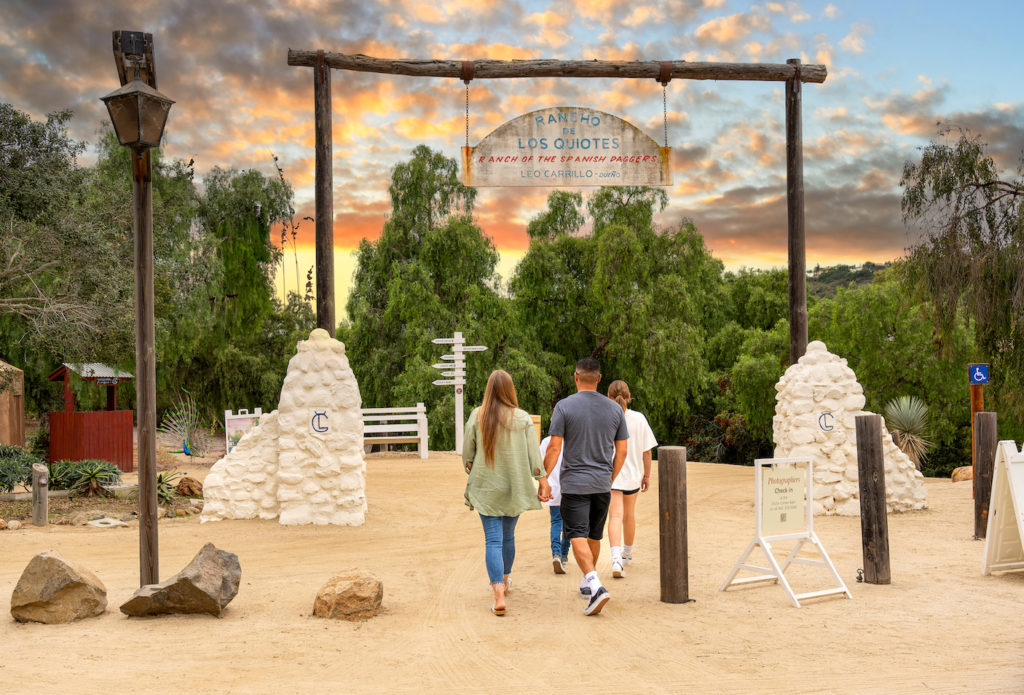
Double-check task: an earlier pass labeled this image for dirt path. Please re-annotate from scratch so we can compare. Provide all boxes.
[1,454,1022,694]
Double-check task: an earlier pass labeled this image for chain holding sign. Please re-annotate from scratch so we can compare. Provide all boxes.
[720,457,851,608]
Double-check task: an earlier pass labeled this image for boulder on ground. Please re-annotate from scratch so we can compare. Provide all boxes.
[951,466,973,483]
[10,550,107,623]
[0,519,6,530]
[120,542,240,618]
[313,570,383,621]
[177,476,203,497]
[7,519,22,530]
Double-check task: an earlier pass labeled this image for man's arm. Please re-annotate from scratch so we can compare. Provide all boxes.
[543,436,562,476]
[611,438,627,483]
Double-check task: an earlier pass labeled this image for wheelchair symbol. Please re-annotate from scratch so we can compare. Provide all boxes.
[972,367,985,383]
[311,410,329,433]
[818,412,834,431]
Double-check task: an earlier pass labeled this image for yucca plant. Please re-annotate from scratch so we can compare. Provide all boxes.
[884,396,933,470]
[158,388,207,457]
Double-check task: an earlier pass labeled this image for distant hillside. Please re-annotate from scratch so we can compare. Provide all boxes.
[807,262,890,298]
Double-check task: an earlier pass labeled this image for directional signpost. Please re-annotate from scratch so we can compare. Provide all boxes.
[432,331,487,451]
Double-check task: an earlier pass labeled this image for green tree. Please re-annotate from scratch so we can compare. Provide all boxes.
[900,127,1024,423]
[512,186,725,440]
[343,146,549,449]
[810,268,977,476]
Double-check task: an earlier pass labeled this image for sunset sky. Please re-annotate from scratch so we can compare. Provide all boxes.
[3,1,1023,311]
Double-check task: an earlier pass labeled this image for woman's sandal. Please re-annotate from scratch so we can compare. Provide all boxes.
[491,604,506,616]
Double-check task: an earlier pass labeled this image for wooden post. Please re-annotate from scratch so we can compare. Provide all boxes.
[855,414,890,584]
[658,446,689,603]
[31,463,48,526]
[973,412,997,539]
[314,49,335,334]
[970,383,984,498]
[785,58,808,365]
[133,148,159,586]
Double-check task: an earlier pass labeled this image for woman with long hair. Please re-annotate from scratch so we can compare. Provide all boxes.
[606,380,658,578]
[463,369,545,615]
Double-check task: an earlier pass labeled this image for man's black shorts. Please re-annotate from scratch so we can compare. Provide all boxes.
[560,492,611,540]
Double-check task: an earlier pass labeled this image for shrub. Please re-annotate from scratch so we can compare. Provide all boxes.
[48,459,122,493]
[156,471,183,504]
[70,460,122,497]
[0,445,43,493]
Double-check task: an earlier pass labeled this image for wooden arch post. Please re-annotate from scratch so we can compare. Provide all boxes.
[288,53,826,362]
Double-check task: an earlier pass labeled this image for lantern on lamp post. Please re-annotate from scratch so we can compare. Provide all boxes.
[100,32,173,587]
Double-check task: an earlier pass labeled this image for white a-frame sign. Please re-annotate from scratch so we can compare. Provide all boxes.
[982,441,1024,575]
[720,458,852,608]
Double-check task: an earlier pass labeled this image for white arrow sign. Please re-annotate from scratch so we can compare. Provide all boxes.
[432,362,464,370]
[433,378,466,386]
[440,370,465,378]
[432,337,464,345]
[460,345,488,352]
[440,354,460,360]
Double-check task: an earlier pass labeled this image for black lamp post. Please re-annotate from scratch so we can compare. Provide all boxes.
[100,32,173,587]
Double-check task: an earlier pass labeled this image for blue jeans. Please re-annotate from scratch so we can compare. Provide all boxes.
[479,514,519,585]
[549,506,571,559]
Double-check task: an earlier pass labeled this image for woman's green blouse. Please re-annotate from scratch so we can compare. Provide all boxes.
[462,407,544,517]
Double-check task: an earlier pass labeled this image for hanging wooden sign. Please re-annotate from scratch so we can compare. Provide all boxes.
[461,106,671,187]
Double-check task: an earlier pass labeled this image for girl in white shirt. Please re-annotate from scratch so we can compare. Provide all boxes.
[607,380,658,577]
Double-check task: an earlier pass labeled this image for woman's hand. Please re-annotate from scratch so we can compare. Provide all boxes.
[641,474,650,492]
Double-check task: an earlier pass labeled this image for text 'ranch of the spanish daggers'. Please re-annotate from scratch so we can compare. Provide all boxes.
[462,106,672,187]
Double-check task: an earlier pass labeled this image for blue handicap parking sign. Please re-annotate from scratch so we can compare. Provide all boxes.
[969,364,989,384]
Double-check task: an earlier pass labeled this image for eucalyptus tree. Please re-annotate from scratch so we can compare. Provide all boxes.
[900,127,1024,421]
[343,146,554,449]
[512,186,726,440]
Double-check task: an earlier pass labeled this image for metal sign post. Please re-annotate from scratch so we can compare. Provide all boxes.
[720,458,851,608]
[969,363,990,499]
[431,331,487,452]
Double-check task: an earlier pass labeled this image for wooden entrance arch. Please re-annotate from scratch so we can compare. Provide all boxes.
[287,52,827,364]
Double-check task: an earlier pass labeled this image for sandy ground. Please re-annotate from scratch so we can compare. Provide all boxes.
[1,452,1022,694]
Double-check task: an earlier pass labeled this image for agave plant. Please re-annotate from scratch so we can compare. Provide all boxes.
[884,396,933,470]
[71,460,122,497]
[156,470,184,504]
[158,388,207,457]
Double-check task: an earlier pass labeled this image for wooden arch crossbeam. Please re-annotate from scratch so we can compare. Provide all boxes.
[287,51,827,83]
[289,51,823,364]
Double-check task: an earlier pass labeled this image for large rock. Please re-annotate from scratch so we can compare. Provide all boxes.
[10,550,107,623]
[313,570,383,621]
[951,466,973,483]
[773,340,927,515]
[176,476,204,497]
[202,329,366,526]
[120,543,240,617]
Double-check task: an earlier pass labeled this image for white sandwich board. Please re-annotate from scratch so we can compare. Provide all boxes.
[720,457,851,608]
[982,440,1024,575]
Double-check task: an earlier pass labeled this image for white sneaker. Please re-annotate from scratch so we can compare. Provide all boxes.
[622,554,632,566]
[612,559,625,578]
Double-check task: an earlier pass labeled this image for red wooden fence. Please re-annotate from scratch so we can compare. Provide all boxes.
[49,410,134,472]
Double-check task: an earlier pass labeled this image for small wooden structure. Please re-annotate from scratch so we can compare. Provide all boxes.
[0,358,26,447]
[47,363,134,472]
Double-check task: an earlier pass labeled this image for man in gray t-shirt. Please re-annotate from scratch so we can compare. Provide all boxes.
[539,357,627,616]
